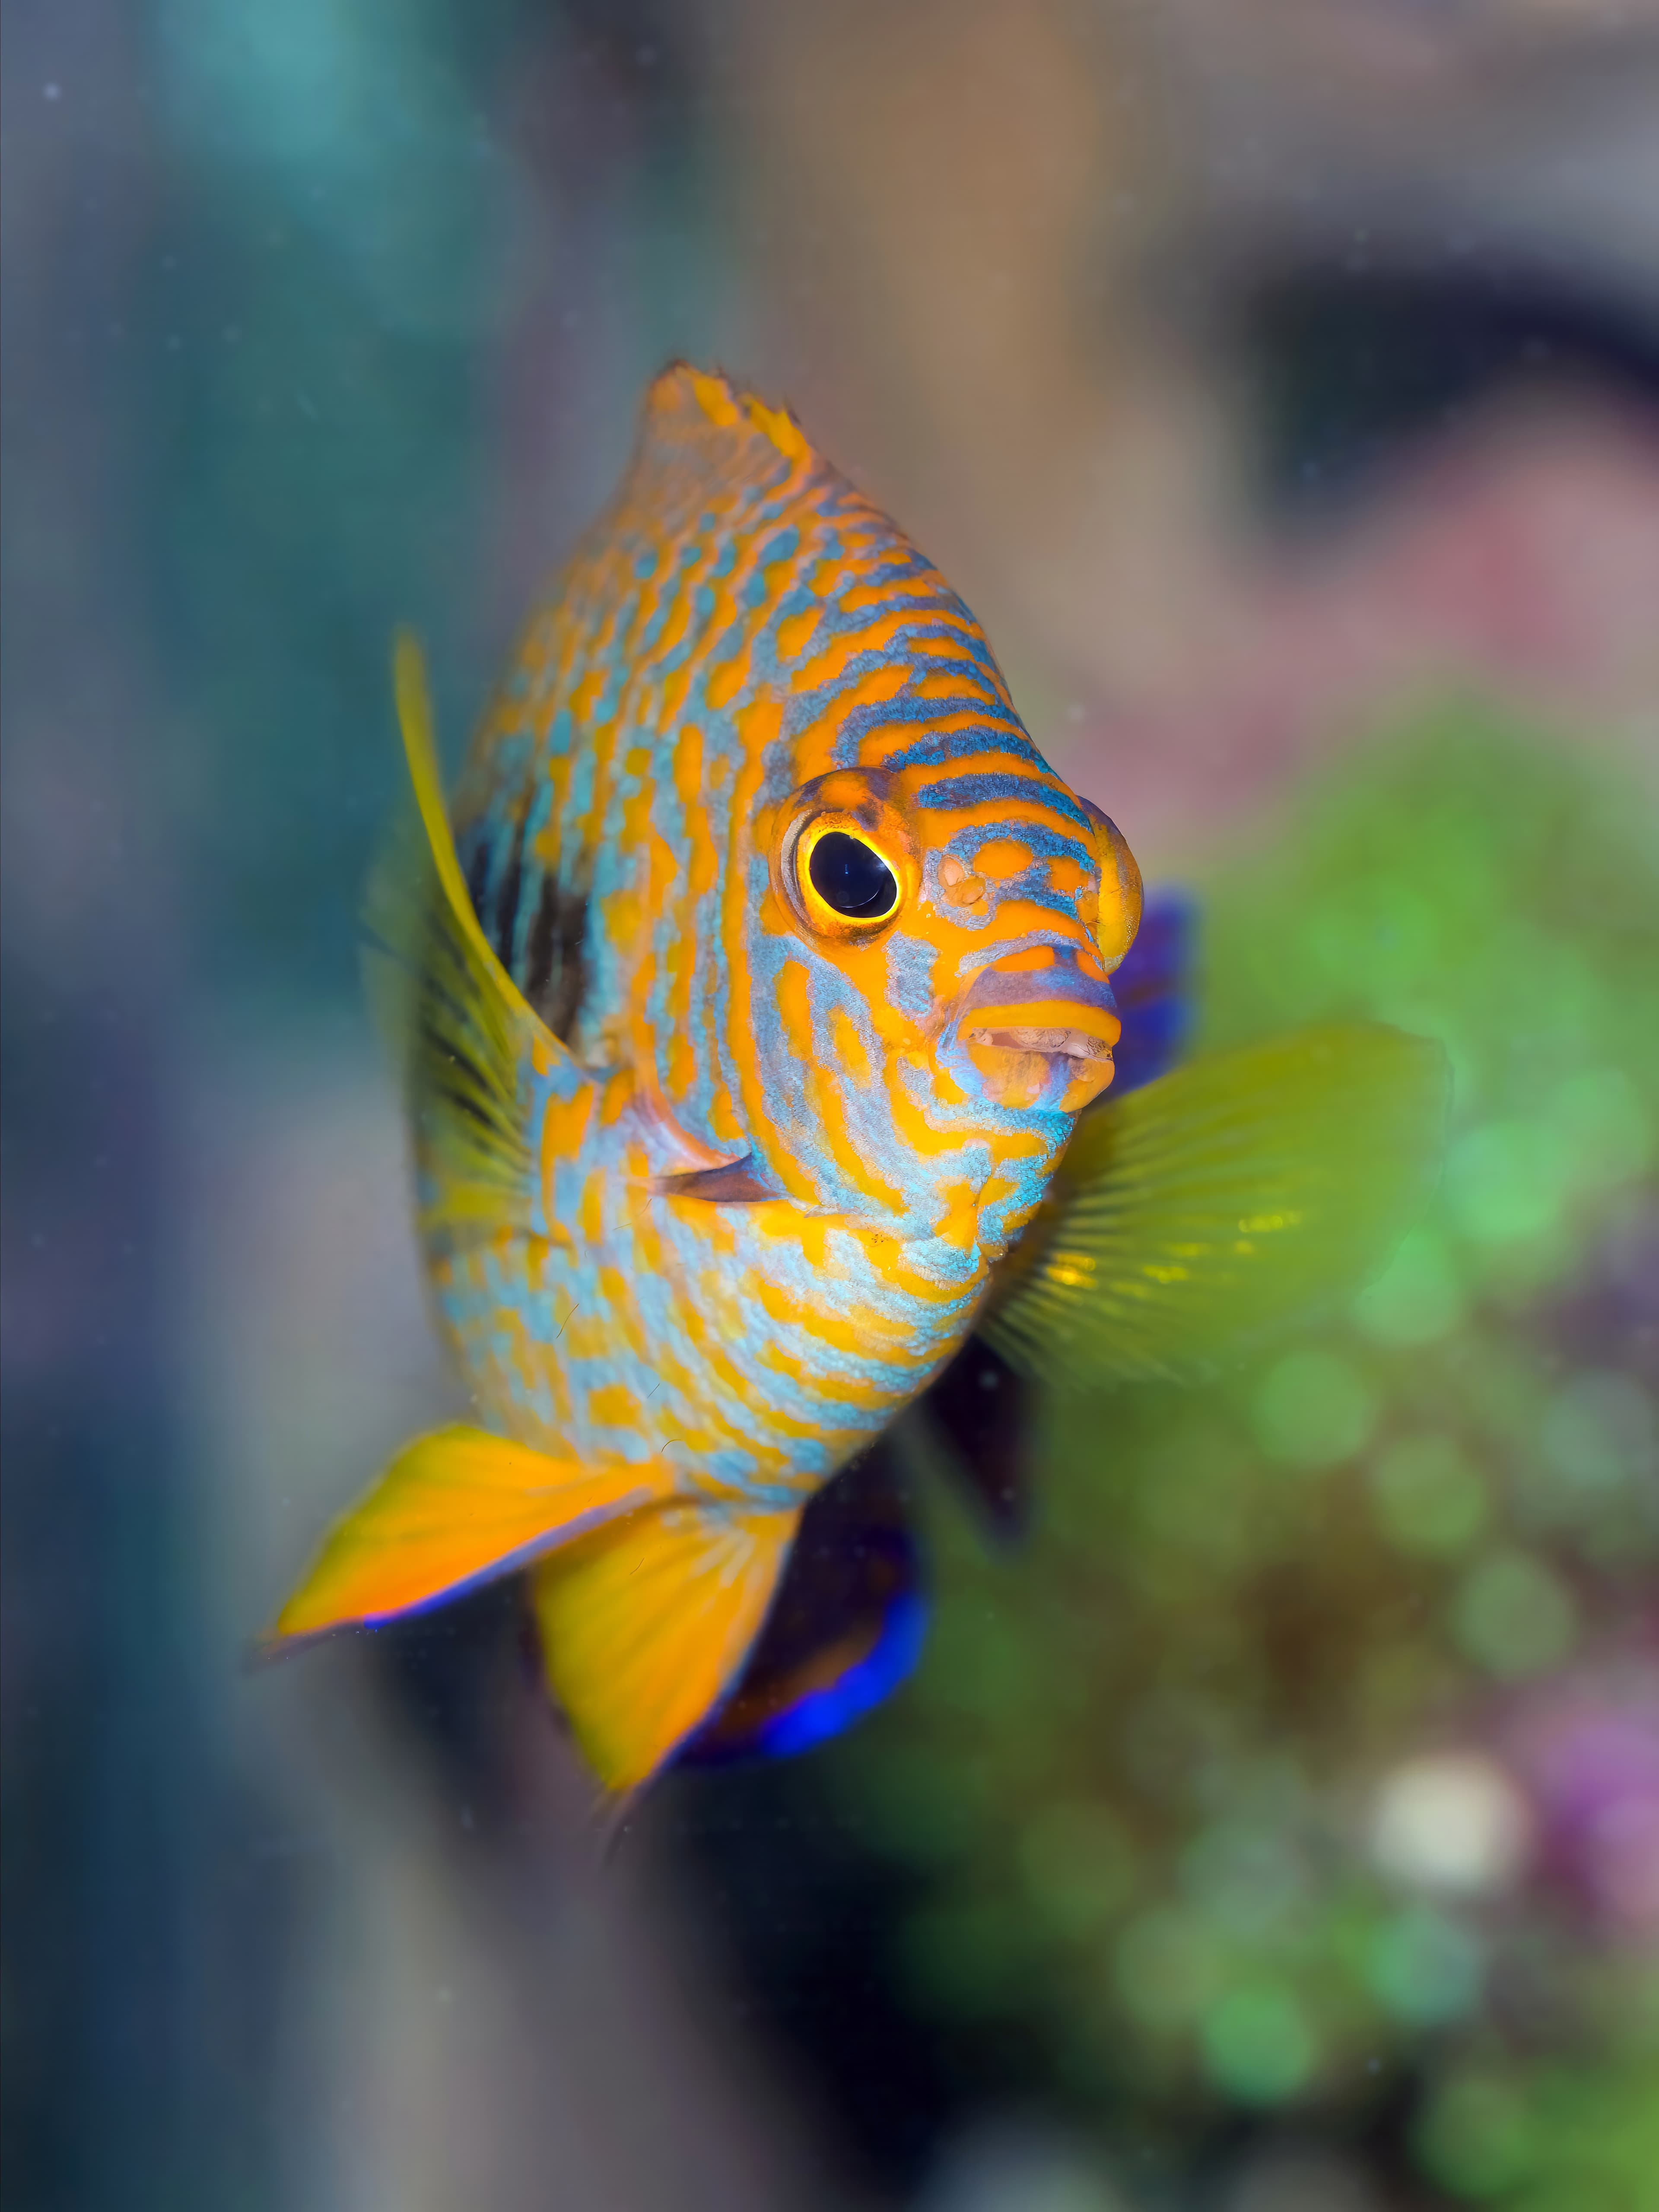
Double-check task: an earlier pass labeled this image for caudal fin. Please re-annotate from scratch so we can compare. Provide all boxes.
[530,1502,799,1791]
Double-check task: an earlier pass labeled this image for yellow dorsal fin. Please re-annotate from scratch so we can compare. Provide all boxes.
[365,633,583,1237]
[392,633,520,993]
[530,1501,798,1792]
[986,1023,1449,1387]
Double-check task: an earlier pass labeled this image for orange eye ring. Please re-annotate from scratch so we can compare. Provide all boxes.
[793,815,905,936]
[1082,800,1142,970]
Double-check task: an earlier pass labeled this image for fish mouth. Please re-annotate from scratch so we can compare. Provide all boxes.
[955,963,1121,1114]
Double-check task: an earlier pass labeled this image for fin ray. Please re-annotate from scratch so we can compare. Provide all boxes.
[681,1439,922,1765]
[271,1425,672,1644]
[985,1023,1448,1386]
[531,1502,798,1791]
[369,633,583,1238]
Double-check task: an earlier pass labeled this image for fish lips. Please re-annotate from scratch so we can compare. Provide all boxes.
[952,960,1122,1115]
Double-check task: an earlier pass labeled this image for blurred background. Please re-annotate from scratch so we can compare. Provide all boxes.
[4,2,1657,2207]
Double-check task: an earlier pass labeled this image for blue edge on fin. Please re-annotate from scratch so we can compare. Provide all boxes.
[679,889,1195,1767]
[737,1590,930,1763]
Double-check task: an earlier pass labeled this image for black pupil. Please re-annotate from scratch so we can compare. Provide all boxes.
[808,831,897,920]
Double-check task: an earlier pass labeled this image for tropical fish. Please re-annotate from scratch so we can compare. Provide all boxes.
[683,891,1196,1768]
[272,366,1446,1795]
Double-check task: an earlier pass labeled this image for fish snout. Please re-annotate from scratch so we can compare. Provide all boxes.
[954,960,1121,1114]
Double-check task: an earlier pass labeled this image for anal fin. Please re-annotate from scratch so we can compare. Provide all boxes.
[681,1439,922,1765]
[530,1501,798,1791]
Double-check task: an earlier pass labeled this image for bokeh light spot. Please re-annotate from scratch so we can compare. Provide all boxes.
[1365,1907,1484,2026]
[1370,1752,1530,1896]
[1199,1984,1316,2105]
[1351,1226,1467,1346]
[1368,1434,1488,1556]
[1451,1552,1576,1679]
[1112,1908,1218,2029]
[1416,2074,1535,2197]
[1182,1821,1305,1938]
[1540,1371,1656,1501]
[1252,1350,1377,1468]
[1547,1066,1653,1192]
[1445,1120,1573,1246]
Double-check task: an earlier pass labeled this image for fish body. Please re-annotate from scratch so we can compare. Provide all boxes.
[436,368,1137,1512]
[275,367,1447,1795]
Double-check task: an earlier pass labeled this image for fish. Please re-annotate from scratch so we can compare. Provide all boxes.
[270,365,1447,1796]
[681,891,1196,1768]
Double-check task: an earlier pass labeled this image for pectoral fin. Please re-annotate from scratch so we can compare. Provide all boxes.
[986,1023,1448,1387]
[270,1425,671,1645]
[530,1501,798,1791]
[651,1155,777,1203]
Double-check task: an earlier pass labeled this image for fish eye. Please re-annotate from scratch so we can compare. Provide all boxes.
[803,828,901,924]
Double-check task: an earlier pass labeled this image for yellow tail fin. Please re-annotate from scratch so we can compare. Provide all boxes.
[270,1425,673,1644]
[530,1502,799,1791]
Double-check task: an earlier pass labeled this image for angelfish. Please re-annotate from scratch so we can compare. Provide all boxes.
[272,367,1445,1793]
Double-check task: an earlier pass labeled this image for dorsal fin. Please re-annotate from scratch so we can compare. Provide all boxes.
[642,361,813,476]
[580,363,827,552]
[367,633,585,1239]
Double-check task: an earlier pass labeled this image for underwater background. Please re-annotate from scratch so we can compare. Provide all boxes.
[5,3,1657,2208]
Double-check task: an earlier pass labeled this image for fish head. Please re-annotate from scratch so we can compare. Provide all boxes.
[757,756,1141,1228]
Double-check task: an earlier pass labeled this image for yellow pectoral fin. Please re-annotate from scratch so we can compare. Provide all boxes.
[530,1501,799,1793]
[270,1425,673,1645]
[987,1022,1449,1387]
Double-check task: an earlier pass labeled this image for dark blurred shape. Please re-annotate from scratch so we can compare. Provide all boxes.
[365,1577,538,1823]
[1251,265,1659,517]
[920,1340,1032,1545]
[1100,890,1195,1101]
[684,1444,924,1767]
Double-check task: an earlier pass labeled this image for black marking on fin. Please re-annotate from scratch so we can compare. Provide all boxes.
[464,838,493,932]
[679,1435,916,1766]
[917,1334,1030,1541]
[523,872,591,1045]
[493,812,528,978]
[652,1156,775,1204]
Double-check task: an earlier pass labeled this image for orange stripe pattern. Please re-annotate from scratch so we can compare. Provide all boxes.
[431,366,1141,1507]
